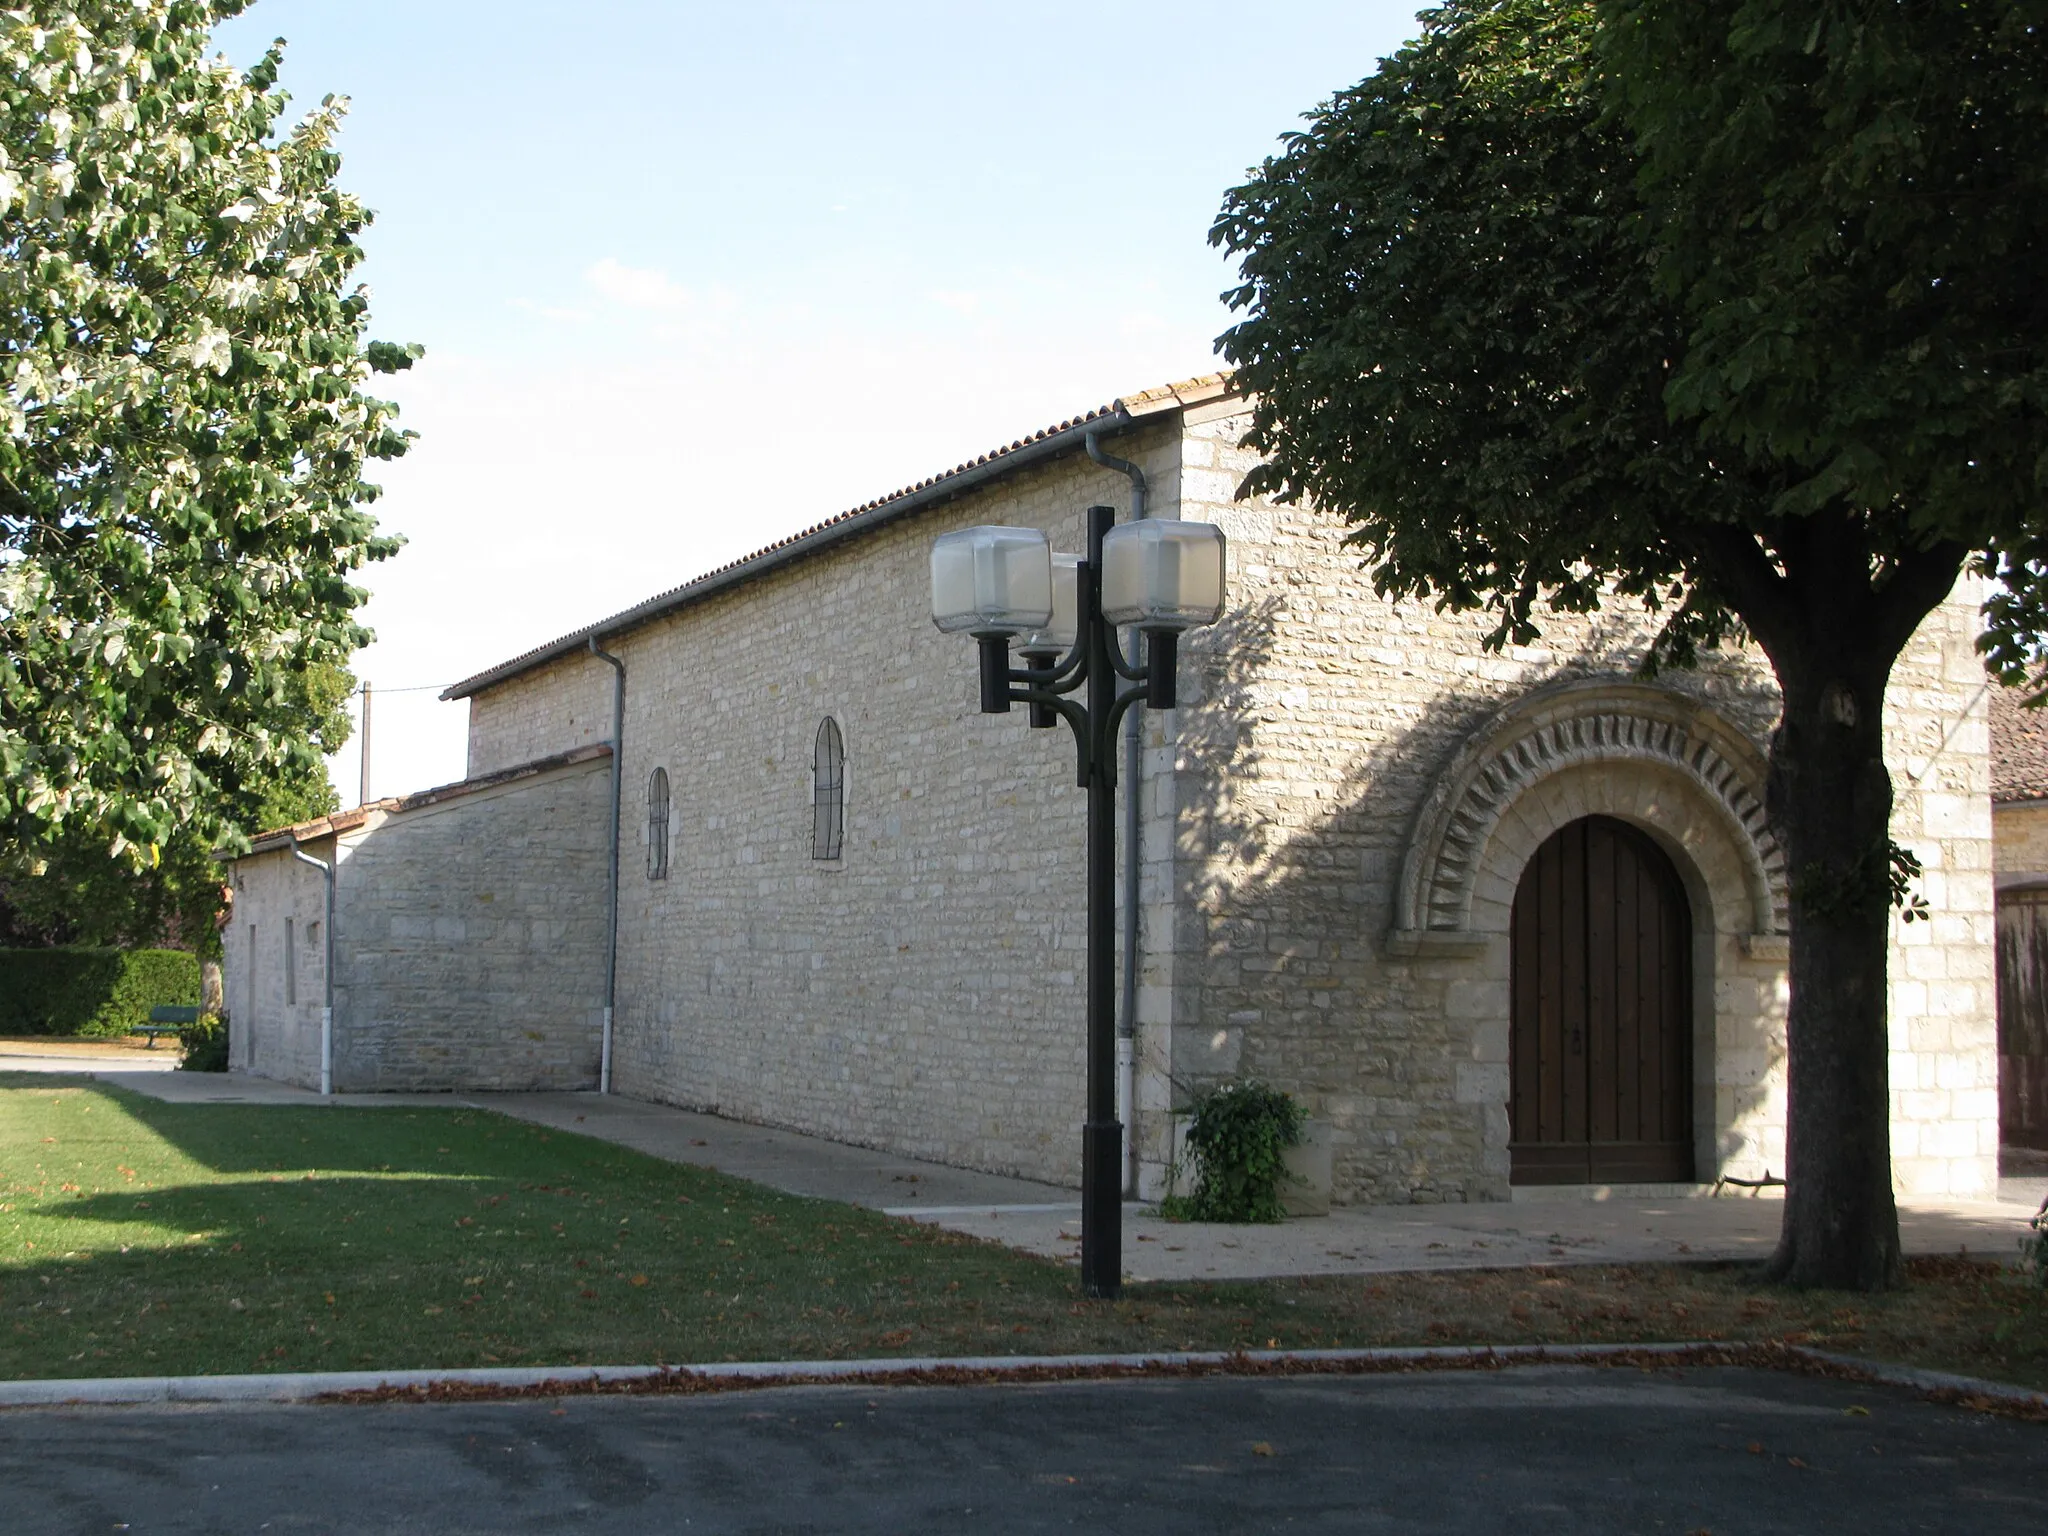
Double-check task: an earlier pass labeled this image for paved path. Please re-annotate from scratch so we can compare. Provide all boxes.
[0,1038,177,1074]
[0,1366,2036,1534]
[28,1066,2048,1283]
[437,1090,1074,1212]
[909,1186,2040,1281]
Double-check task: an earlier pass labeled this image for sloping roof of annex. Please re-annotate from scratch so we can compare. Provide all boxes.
[1992,683,2048,804]
[439,373,1239,702]
[238,744,615,856]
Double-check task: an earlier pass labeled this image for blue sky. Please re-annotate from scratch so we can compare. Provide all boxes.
[210,1,1425,799]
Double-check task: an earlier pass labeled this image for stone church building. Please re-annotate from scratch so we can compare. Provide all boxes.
[224,375,2001,1204]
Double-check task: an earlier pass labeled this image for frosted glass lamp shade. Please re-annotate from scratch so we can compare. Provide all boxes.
[929,525,1054,635]
[1020,554,1081,653]
[1099,519,1226,631]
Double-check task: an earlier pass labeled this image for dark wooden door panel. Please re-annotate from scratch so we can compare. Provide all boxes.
[1997,887,2048,1150]
[1510,816,1694,1185]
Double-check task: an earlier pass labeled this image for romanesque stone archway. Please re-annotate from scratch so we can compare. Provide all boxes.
[1385,679,1789,1193]
[1388,679,1786,955]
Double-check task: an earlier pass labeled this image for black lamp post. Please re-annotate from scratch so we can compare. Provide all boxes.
[931,503,1226,1299]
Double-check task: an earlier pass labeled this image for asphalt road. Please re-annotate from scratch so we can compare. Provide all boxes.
[1,1366,2037,1534]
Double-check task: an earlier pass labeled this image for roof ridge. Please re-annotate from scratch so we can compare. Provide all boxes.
[440,371,1237,701]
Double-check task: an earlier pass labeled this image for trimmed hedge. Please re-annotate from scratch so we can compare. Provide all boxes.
[0,948,201,1038]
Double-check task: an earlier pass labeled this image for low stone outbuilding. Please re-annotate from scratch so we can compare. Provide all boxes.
[227,746,612,1090]
[226,375,2001,1201]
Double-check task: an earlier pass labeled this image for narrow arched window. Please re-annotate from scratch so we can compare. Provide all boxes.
[647,766,670,880]
[812,718,845,861]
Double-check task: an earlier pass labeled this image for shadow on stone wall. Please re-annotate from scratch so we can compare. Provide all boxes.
[1171,597,1782,1202]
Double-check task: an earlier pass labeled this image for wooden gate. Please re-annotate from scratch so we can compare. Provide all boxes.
[1510,816,1695,1184]
[1996,884,2048,1150]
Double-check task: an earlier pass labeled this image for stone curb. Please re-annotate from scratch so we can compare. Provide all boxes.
[1,1341,2039,1413]
[0,1342,1710,1407]
[1785,1345,2048,1412]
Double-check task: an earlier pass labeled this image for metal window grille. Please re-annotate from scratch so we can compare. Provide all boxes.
[647,766,670,880]
[813,717,845,861]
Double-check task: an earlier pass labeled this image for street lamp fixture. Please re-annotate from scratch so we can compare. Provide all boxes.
[930,504,1227,1299]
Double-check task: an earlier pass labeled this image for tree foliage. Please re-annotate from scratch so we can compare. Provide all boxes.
[1600,0,2048,684]
[1212,0,1759,663]
[1607,1,2048,531]
[0,0,414,870]
[1211,0,2045,1289]
[0,658,349,954]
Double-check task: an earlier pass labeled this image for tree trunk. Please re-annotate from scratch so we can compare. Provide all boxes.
[1698,525,1967,1292]
[1764,656,1903,1290]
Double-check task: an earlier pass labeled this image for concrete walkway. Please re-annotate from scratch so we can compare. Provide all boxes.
[911,1186,2040,1282]
[0,1038,178,1074]
[25,1063,2048,1284]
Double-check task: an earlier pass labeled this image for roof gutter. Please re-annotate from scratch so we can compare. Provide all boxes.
[442,407,1142,702]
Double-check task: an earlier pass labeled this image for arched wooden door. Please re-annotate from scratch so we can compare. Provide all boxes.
[1510,816,1695,1184]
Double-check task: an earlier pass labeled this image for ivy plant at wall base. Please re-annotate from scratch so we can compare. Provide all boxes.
[1159,1079,1308,1224]
[177,1014,230,1073]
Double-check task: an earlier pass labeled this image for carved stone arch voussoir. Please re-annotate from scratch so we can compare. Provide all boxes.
[1386,678,1787,957]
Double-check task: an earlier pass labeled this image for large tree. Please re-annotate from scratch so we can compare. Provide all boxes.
[0,1,414,874]
[1212,0,2046,1288]
[0,659,352,955]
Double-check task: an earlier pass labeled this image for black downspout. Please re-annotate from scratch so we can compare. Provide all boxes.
[589,638,625,1094]
[1086,428,1146,1198]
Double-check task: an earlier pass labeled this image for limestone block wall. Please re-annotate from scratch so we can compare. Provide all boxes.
[225,753,612,1092]
[451,395,1995,1202]
[467,650,614,778]
[1994,801,2048,882]
[225,840,333,1086]
[581,420,1187,1186]
[332,755,612,1091]
[1158,403,1997,1202]
[1884,599,1998,1195]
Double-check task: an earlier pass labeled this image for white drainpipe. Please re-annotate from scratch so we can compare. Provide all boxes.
[284,833,336,1098]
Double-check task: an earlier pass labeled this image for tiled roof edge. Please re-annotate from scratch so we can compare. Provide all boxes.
[1991,683,2048,803]
[440,373,1239,702]
[237,744,614,855]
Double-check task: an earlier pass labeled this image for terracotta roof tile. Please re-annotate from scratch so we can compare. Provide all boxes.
[1992,684,2048,802]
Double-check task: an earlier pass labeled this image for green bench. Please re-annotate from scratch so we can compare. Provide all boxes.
[137,1005,200,1047]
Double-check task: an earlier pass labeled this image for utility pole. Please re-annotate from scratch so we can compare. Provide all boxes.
[358,681,372,806]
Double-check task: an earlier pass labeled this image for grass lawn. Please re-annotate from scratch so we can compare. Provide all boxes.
[4,1076,2045,1389]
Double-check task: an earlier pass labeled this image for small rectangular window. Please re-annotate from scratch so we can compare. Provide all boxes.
[284,918,296,1006]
